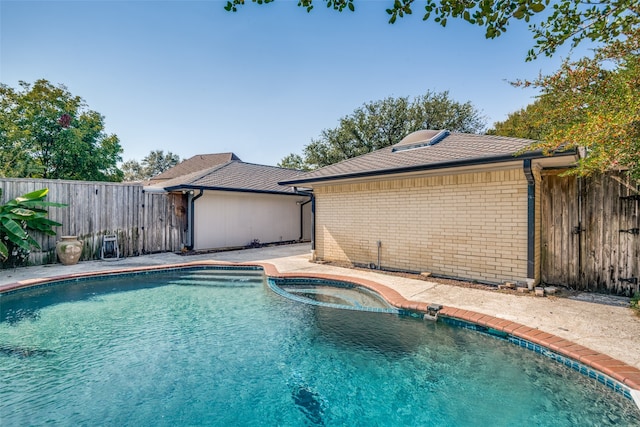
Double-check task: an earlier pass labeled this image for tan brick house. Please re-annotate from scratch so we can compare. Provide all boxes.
[280,130,577,286]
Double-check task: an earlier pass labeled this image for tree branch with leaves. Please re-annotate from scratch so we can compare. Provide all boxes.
[224,0,640,60]
[492,28,640,181]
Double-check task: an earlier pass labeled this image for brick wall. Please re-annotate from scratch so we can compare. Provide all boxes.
[313,168,532,284]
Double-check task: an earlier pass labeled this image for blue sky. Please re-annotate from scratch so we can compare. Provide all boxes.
[1,0,580,166]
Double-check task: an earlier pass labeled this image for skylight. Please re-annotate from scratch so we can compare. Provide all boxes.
[391,130,450,152]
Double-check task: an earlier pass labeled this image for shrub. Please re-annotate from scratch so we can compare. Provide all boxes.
[0,188,65,268]
[631,292,640,313]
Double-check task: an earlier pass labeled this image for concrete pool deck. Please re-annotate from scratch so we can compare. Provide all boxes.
[2,243,639,400]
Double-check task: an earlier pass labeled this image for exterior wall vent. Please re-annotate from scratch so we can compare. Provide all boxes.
[392,129,450,152]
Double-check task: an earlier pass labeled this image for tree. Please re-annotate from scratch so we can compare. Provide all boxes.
[487,100,551,141]
[277,153,311,171]
[121,160,146,182]
[0,80,123,181]
[281,90,485,170]
[491,28,640,181]
[121,150,181,181]
[142,150,181,177]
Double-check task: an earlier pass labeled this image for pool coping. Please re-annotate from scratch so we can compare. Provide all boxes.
[2,259,640,408]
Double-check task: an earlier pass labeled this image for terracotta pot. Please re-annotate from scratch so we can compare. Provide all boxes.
[56,236,83,265]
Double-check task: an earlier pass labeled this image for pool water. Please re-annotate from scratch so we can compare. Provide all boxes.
[1,269,639,426]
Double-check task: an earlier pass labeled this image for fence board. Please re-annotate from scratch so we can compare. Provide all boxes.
[0,178,186,266]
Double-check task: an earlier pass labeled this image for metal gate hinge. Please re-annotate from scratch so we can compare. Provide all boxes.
[571,225,584,235]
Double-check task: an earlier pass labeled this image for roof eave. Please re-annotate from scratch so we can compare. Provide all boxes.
[279,149,578,186]
[163,184,299,196]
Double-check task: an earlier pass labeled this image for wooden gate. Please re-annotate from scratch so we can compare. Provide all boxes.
[541,171,639,294]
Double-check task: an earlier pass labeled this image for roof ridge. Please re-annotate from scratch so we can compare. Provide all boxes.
[232,160,304,171]
[189,152,239,159]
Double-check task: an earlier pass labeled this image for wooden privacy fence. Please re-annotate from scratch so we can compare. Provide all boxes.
[541,171,639,294]
[0,178,187,265]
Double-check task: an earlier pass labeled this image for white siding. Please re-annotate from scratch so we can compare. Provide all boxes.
[194,190,310,250]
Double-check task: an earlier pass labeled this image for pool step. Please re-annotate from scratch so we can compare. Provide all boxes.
[286,288,364,307]
[170,277,262,288]
[187,270,263,277]
[184,273,263,282]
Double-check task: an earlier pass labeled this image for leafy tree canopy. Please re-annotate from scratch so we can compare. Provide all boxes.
[0,79,123,181]
[224,0,640,60]
[278,153,311,171]
[280,90,485,170]
[490,28,640,181]
[487,98,553,141]
[122,150,181,181]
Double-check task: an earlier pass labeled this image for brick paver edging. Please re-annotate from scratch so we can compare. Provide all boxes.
[2,260,639,405]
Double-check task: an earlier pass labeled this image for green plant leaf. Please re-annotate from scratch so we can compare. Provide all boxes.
[3,231,30,250]
[25,234,41,249]
[1,217,28,240]
[32,218,63,228]
[14,188,49,203]
[9,207,36,218]
[531,3,545,13]
[19,200,68,208]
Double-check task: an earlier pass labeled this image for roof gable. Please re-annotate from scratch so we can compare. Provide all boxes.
[161,161,307,194]
[148,153,241,183]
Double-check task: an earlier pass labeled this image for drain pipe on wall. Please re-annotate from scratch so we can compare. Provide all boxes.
[298,198,312,240]
[294,189,315,252]
[523,159,536,290]
[377,240,382,270]
[186,189,204,250]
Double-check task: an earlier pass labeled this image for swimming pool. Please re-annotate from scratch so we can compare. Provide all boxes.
[1,267,639,426]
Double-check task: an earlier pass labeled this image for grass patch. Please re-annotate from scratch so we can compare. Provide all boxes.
[631,292,640,315]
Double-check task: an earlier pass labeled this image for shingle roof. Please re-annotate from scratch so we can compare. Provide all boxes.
[148,153,241,183]
[160,160,307,194]
[280,131,575,185]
